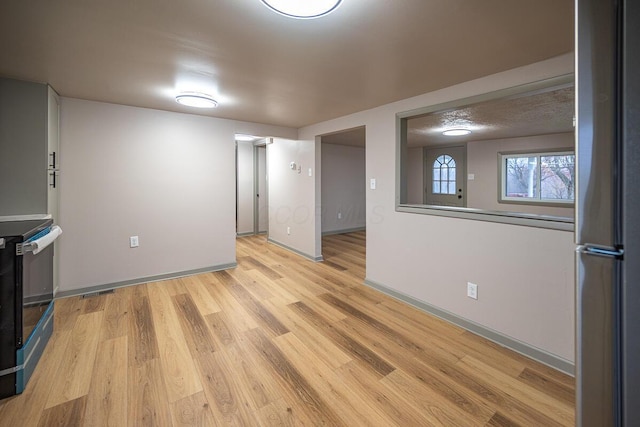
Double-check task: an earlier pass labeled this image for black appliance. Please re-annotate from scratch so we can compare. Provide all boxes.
[0,218,59,399]
[576,0,640,425]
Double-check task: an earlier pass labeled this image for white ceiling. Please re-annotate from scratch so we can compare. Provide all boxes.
[0,1,573,129]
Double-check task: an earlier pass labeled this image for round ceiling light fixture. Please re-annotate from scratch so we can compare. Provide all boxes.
[442,128,472,136]
[175,92,219,108]
[260,0,342,19]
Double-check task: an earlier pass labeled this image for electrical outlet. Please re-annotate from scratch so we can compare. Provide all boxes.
[467,282,478,300]
[338,212,342,219]
[287,226,291,235]
[130,236,139,248]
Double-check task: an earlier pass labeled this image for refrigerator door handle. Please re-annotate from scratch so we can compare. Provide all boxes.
[578,245,624,259]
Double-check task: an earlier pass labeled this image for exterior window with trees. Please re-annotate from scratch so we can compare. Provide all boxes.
[500,151,575,205]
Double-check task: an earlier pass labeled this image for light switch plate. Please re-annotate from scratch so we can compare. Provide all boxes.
[370,178,376,190]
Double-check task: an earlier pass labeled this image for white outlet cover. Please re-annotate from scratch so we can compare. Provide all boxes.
[130,236,139,248]
[467,282,478,299]
[370,178,376,190]
[308,168,313,177]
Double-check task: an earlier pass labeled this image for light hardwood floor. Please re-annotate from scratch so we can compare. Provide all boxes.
[0,232,575,426]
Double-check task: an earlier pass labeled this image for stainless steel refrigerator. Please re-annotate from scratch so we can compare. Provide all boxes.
[576,0,639,425]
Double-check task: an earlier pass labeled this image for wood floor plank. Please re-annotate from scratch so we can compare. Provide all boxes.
[217,270,290,337]
[45,311,104,409]
[128,285,160,366]
[38,396,87,427]
[180,275,222,316]
[241,268,299,304]
[147,283,203,403]
[205,311,237,348]
[288,301,394,377]
[191,342,257,425]
[128,358,173,427]
[238,256,283,280]
[205,273,260,333]
[518,367,575,406]
[163,278,188,296]
[82,293,107,314]
[334,360,440,427]
[381,368,492,426]
[226,267,275,301]
[53,295,84,331]
[457,355,574,425]
[221,342,279,410]
[262,298,352,370]
[254,399,317,427]
[170,391,218,427]
[274,331,401,427]
[244,328,343,426]
[172,292,217,354]
[324,294,462,367]
[83,336,128,427]
[338,290,467,363]
[486,411,521,427]
[99,287,130,341]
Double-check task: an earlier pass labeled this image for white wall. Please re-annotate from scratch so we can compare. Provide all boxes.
[467,132,574,217]
[298,53,575,363]
[406,147,424,204]
[267,137,319,259]
[236,141,255,234]
[321,143,366,234]
[58,98,295,292]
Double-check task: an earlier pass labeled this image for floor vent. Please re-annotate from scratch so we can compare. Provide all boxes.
[81,289,115,299]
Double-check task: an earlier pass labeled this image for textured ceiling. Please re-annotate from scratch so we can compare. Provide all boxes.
[407,86,575,147]
[0,1,574,129]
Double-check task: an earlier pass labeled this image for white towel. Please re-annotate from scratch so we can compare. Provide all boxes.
[32,225,63,255]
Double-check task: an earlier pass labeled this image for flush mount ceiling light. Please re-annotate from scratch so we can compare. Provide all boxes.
[175,92,218,108]
[442,128,472,136]
[235,134,257,142]
[260,0,342,19]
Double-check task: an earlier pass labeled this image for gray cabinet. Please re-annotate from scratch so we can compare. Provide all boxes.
[0,78,60,220]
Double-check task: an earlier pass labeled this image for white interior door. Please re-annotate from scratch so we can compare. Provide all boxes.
[425,146,466,207]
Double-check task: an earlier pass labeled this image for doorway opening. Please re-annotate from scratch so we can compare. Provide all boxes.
[236,136,269,237]
[319,126,366,270]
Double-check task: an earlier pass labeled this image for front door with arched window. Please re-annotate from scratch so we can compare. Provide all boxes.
[425,146,466,207]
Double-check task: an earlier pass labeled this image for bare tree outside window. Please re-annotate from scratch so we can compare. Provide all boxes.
[502,151,575,204]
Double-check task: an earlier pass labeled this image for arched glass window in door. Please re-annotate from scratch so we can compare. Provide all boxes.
[433,155,456,194]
